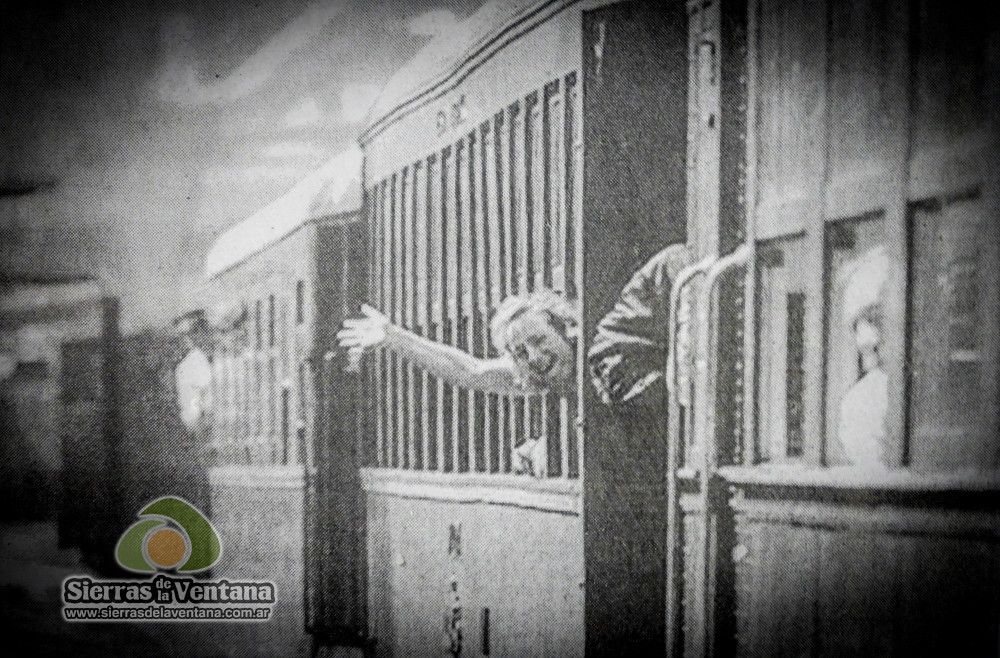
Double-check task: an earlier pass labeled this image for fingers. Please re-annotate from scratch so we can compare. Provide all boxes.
[335,303,388,350]
[361,304,388,322]
[336,330,362,347]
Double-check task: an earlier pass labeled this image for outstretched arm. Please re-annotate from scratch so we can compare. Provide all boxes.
[337,305,534,395]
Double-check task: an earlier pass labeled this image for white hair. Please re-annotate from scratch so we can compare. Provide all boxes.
[842,246,892,326]
[490,290,578,353]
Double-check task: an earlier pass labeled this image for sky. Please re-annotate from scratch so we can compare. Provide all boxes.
[0,0,484,331]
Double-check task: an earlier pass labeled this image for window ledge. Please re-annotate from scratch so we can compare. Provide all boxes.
[717,465,1000,493]
[359,468,581,515]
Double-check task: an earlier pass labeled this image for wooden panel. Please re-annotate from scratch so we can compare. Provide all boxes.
[580,1,688,654]
[894,535,1000,656]
[910,0,996,197]
[754,0,827,218]
[816,531,899,657]
[909,194,1000,469]
[730,488,1000,658]
[364,489,584,658]
[824,0,907,215]
[734,522,819,657]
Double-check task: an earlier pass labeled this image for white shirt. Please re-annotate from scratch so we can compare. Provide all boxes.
[175,347,212,431]
[837,368,888,470]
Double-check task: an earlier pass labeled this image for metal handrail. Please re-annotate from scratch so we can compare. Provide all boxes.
[689,243,750,657]
[664,253,716,656]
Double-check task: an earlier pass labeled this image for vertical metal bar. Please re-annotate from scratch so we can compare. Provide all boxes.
[512,98,529,453]
[742,0,761,469]
[443,146,457,472]
[375,180,388,467]
[481,120,499,473]
[880,0,912,467]
[388,173,400,468]
[430,153,445,472]
[495,110,512,472]
[464,132,480,473]
[799,0,830,468]
[414,160,428,470]
[396,168,406,470]
[566,71,583,478]
[527,90,548,471]
[551,80,571,479]
[454,140,467,472]
[470,128,488,473]
[400,166,414,470]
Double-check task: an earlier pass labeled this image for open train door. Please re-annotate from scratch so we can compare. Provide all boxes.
[304,217,370,652]
[580,0,690,655]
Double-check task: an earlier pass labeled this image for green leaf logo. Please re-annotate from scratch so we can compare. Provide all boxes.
[115,497,221,573]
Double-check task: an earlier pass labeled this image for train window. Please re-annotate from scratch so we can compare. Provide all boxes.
[268,295,276,348]
[13,360,49,380]
[253,358,262,438]
[255,300,262,350]
[909,194,999,470]
[753,235,806,464]
[367,74,582,479]
[295,280,305,324]
[822,215,891,468]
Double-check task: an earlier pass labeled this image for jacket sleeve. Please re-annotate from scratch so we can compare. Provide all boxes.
[588,245,685,405]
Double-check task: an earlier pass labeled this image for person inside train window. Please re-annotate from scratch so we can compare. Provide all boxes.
[173,310,214,433]
[337,243,687,408]
[834,245,894,470]
[338,290,578,398]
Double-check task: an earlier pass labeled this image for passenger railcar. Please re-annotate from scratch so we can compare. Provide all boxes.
[197,147,367,649]
[0,279,118,566]
[354,0,999,657]
[358,0,688,655]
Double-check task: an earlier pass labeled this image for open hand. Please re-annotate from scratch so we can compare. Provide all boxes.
[337,304,391,362]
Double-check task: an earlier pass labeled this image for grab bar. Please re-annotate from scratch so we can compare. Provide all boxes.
[689,243,751,657]
[664,253,716,656]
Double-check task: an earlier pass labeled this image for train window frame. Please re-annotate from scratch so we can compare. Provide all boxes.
[267,294,276,348]
[295,280,305,325]
[364,71,583,482]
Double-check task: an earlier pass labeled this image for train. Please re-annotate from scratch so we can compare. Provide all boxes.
[29,0,999,656]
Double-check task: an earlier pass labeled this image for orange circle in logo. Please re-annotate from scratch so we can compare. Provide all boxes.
[147,528,186,568]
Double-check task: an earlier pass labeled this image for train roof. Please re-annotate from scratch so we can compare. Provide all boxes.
[362,0,541,141]
[204,146,362,279]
